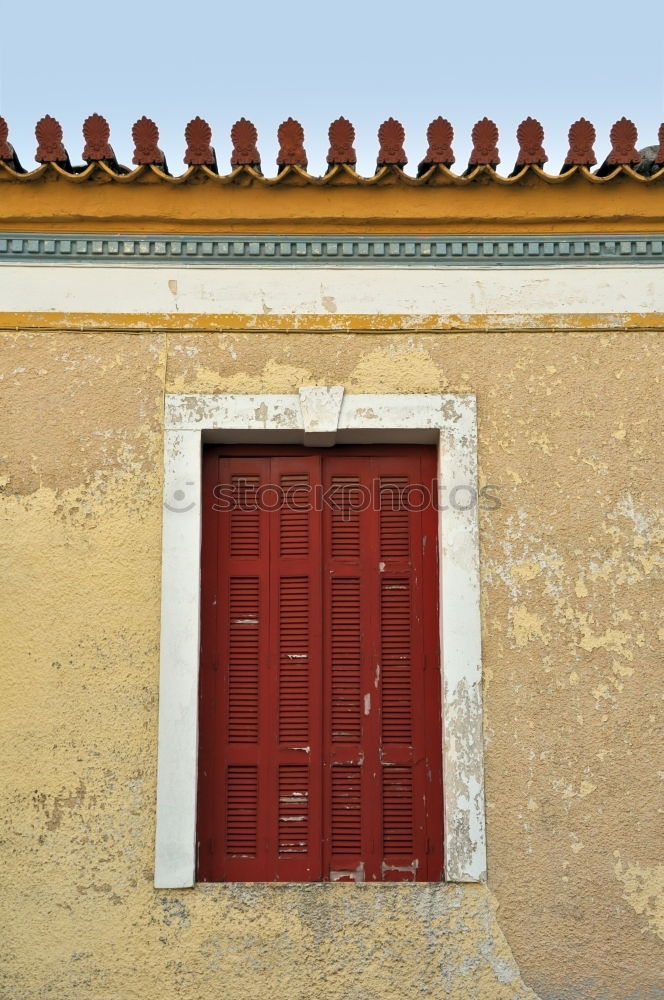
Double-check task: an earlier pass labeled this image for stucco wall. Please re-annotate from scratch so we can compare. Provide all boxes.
[1,329,662,999]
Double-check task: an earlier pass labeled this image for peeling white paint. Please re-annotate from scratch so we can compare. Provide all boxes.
[330,862,365,883]
[3,263,664,316]
[298,385,344,446]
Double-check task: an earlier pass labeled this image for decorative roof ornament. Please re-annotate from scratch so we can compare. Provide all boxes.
[377,118,407,167]
[82,114,115,162]
[0,116,21,169]
[2,111,664,183]
[607,117,640,166]
[564,118,597,167]
[132,116,167,168]
[327,117,356,166]
[469,118,500,167]
[35,115,69,165]
[184,117,216,168]
[656,123,664,169]
[230,119,260,169]
[515,117,547,167]
[418,117,455,174]
[277,118,307,170]
[0,117,10,159]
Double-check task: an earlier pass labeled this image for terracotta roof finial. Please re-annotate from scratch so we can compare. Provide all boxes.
[656,123,664,169]
[327,117,356,166]
[7,111,664,183]
[0,116,21,169]
[377,118,407,168]
[277,118,307,170]
[230,118,260,169]
[607,117,640,166]
[132,116,167,169]
[82,114,115,162]
[564,118,597,167]
[515,117,547,167]
[35,115,69,166]
[184,117,216,168]
[469,118,500,168]
[419,117,455,172]
[0,116,12,160]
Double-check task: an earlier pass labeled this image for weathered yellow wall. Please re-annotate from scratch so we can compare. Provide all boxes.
[1,329,662,999]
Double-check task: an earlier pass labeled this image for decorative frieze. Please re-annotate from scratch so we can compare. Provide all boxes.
[1,233,663,266]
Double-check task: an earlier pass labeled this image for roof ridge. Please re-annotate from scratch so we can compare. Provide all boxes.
[1,114,663,182]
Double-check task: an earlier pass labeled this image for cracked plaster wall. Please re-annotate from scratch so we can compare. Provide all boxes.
[1,329,662,1000]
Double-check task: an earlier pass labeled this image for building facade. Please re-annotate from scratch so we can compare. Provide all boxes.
[0,114,663,999]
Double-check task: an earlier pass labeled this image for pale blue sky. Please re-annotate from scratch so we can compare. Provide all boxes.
[1,0,663,175]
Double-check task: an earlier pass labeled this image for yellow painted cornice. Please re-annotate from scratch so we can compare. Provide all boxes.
[1,163,663,235]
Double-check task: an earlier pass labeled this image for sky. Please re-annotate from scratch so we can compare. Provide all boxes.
[1,1,664,176]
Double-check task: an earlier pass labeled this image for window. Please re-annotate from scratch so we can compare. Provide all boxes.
[154,389,485,888]
[196,446,443,882]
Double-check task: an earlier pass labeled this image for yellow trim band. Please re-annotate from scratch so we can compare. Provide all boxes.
[1,312,663,333]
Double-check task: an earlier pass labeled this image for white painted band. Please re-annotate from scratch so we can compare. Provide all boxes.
[1,263,663,316]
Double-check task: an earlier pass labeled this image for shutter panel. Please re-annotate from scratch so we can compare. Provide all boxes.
[226,765,259,856]
[197,457,270,881]
[199,454,322,881]
[375,457,442,881]
[220,459,271,880]
[322,452,442,882]
[323,464,370,881]
[268,458,322,880]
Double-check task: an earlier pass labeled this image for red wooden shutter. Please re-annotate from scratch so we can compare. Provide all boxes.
[197,454,322,881]
[322,451,442,882]
[198,458,269,880]
[374,457,441,881]
[198,445,442,883]
[323,460,369,881]
[268,458,322,880]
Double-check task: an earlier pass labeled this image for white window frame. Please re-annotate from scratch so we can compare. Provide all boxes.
[154,388,486,887]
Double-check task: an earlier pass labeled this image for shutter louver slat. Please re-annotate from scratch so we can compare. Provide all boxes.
[279,577,310,745]
[331,476,361,560]
[228,578,260,743]
[278,765,309,854]
[279,474,309,557]
[379,476,410,560]
[230,475,260,557]
[382,766,414,855]
[331,577,362,743]
[226,765,258,856]
[331,765,362,855]
[380,578,412,745]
